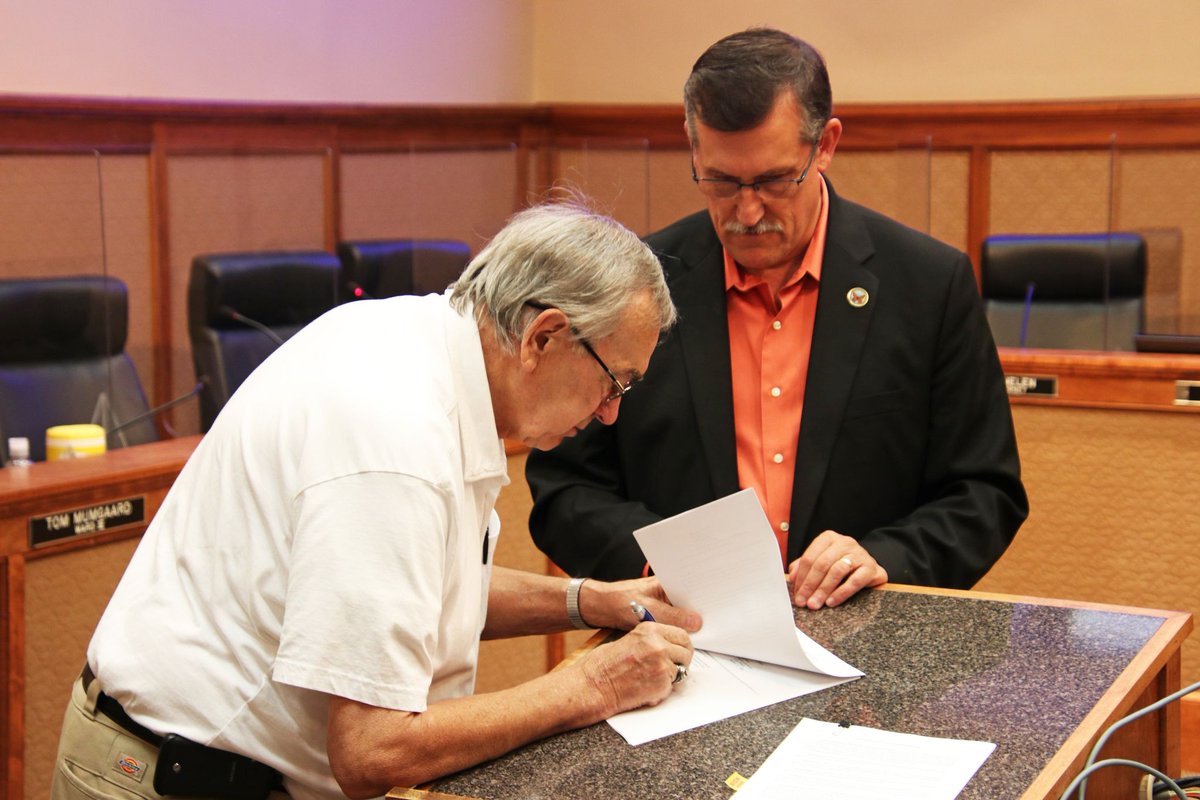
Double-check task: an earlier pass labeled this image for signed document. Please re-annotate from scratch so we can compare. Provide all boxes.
[607,490,862,745]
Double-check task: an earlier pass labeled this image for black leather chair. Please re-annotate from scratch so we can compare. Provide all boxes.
[188,251,342,432]
[0,276,157,462]
[336,239,471,299]
[980,233,1147,350]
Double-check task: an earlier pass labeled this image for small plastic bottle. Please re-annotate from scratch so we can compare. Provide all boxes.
[6,437,33,468]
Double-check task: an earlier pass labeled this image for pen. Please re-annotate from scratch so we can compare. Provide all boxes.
[630,600,655,623]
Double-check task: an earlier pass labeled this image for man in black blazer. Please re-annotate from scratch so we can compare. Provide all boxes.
[527,28,1027,610]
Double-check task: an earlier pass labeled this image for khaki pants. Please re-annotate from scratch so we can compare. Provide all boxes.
[51,676,289,800]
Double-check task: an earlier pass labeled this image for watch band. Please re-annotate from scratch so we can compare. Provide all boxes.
[566,577,590,629]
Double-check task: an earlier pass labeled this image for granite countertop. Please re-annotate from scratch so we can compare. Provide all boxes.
[428,588,1166,800]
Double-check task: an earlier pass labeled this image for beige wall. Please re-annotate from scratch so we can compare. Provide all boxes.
[0,0,536,104]
[533,0,1200,104]
[2,0,1198,105]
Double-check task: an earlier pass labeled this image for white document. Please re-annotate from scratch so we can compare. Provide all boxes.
[734,718,995,800]
[607,489,863,745]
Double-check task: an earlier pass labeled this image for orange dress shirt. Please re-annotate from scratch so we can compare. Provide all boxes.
[726,177,830,565]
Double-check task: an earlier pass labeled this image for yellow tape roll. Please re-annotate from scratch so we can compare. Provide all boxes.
[46,424,107,460]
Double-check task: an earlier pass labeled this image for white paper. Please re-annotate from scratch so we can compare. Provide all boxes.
[734,718,995,800]
[607,648,850,746]
[606,489,863,745]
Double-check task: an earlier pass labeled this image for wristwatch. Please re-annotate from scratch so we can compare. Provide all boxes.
[566,577,590,629]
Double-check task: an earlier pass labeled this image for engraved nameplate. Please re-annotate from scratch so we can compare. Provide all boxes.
[1175,380,1200,407]
[1005,374,1058,398]
[29,496,146,547]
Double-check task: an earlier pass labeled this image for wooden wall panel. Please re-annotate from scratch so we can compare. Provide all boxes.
[0,155,106,277]
[929,151,971,253]
[22,538,140,800]
[339,148,518,252]
[165,154,328,435]
[828,149,933,235]
[989,150,1114,234]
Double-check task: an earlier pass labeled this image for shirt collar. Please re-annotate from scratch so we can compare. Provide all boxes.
[723,174,830,292]
[445,298,509,484]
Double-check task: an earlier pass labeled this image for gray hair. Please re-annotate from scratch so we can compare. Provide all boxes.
[684,28,832,145]
[448,201,676,351]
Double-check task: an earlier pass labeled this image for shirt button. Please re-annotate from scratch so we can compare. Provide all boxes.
[780,521,790,532]
[770,386,781,397]
[772,453,784,464]
[772,320,782,330]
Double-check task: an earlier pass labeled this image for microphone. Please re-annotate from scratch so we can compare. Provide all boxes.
[1018,282,1035,348]
[107,378,207,436]
[219,305,285,346]
[346,281,373,300]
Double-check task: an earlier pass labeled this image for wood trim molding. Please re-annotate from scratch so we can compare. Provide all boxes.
[1000,348,1200,411]
[6,95,1200,152]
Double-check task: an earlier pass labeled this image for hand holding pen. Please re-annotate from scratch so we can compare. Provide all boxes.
[628,600,690,684]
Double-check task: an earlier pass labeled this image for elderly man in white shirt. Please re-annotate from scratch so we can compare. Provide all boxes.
[53,201,700,800]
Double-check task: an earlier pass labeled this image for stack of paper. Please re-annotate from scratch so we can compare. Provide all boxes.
[607,489,862,745]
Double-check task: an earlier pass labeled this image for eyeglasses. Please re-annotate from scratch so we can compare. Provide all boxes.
[691,142,819,199]
[526,302,640,404]
[576,337,638,404]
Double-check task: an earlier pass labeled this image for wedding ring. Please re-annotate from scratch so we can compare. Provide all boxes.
[839,555,854,568]
[672,664,688,684]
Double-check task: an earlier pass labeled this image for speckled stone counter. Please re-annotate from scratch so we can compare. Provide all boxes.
[401,587,1190,800]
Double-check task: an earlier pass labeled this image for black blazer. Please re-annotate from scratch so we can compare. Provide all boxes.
[527,185,1027,587]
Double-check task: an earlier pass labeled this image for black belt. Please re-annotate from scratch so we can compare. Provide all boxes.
[81,664,284,799]
[82,664,164,747]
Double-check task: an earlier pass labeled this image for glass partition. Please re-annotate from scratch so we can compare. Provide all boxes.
[165,147,333,435]
[1113,134,1200,352]
[827,138,936,236]
[986,134,1144,352]
[0,149,159,461]
[340,142,518,271]
[553,139,651,235]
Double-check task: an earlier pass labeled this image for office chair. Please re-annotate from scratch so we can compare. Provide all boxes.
[0,275,157,462]
[980,233,1147,351]
[188,250,342,432]
[336,239,471,299]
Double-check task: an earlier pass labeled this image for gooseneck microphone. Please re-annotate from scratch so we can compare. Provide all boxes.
[219,305,285,346]
[108,378,208,436]
[1018,282,1036,348]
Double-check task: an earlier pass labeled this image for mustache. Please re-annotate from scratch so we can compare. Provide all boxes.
[724,220,784,235]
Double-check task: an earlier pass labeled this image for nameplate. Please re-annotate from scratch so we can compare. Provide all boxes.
[28,496,146,548]
[1005,373,1058,398]
[1176,380,1200,407]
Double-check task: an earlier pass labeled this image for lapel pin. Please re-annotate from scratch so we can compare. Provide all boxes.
[846,287,869,308]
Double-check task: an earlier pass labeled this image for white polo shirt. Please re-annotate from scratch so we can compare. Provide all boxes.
[89,294,509,800]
